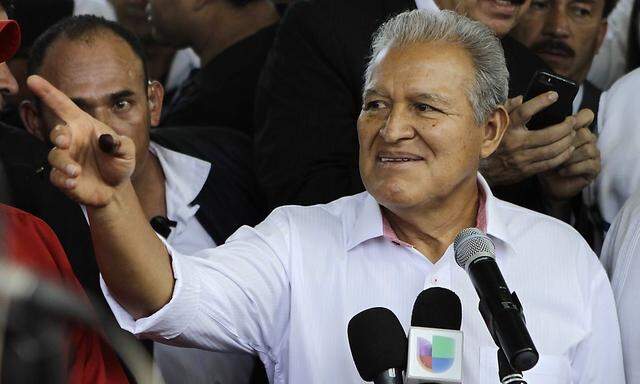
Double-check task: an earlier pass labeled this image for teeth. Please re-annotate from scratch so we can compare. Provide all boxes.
[380,157,416,162]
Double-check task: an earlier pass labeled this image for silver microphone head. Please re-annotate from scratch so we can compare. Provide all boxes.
[453,227,495,270]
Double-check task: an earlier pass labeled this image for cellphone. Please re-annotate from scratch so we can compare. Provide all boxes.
[523,70,578,130]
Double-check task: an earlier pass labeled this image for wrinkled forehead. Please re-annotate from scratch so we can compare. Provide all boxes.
[365,42,476,98]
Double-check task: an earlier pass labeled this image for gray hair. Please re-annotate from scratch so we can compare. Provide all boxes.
[364,10,509,124]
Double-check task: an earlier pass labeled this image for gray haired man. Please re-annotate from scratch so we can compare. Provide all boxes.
[33,9,622,384]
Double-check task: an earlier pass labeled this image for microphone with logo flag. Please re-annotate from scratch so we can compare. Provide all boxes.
[406,287,463,384]
[347,307,407,384]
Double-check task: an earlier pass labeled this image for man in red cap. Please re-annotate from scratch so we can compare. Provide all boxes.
[0,0,19,113]
[0,2,130,382]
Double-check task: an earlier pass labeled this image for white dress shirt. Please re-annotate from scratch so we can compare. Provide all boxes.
[596,68,640,224]
[86,143,256,383]
[147,143,257,384]
[73,0,117,20]
[415,0,440,12]
[586,0,634,90]
[102,174,624,384]
[601,189,640,384]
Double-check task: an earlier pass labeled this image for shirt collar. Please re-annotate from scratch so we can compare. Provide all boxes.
[346,173,513,254]
[415,0,441,12]
[148,141,211,221]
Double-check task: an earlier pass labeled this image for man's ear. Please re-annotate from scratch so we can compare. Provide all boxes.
[147,80,165,127]
[480,105,509,159]
[19,100,47,142]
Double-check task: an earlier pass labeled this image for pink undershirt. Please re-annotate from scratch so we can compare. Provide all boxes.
[381,186,488,247]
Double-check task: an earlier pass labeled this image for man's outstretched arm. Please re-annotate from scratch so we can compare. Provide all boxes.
[28,75,173,319]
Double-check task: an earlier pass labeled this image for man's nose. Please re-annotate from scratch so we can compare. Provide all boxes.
[379,108,414,143]
[544,7,571,38]
[0,63,19,98]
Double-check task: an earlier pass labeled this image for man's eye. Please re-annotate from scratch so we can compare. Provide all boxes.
[114,100,132,111]
[531,1,548,10]
[572,6,592,16]
[414,103,432,112]
[364,100,385,110]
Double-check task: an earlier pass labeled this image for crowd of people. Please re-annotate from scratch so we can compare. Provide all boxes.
[0,0,638,383]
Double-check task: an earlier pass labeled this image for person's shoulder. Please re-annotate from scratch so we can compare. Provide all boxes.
[494,197,592,252]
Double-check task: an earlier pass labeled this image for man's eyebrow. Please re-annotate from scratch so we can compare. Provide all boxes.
[109,90,136,101]
[410,92,452,107]
[363,88,390,98]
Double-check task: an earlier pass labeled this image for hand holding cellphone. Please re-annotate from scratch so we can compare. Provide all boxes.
[523,70,578,130]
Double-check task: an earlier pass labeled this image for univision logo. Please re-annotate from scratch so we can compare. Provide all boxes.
[417,335,456,373]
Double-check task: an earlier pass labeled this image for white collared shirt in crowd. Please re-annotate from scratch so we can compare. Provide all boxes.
[596,68,640,225]
[415,0,440,12]
[73,0,117,20]
[601,189,640,384]
[146,142,258,384]
[86,143,258,384]
[101,174,624,384]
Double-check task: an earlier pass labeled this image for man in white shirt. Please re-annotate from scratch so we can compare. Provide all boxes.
[18,15,264,384]
[601,188,640,384]
[34,9,623,384]
[595,68,640,224]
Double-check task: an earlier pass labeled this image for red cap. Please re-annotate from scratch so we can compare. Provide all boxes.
[0,20,20,63]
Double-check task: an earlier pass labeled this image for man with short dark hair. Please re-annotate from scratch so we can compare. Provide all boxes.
[149,0,280,134]
[17,15,266,384]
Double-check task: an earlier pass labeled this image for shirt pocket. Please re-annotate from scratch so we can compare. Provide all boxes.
[479,346,572,384]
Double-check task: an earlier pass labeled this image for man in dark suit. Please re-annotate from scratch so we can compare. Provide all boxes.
[255,0,594,216]
[9,15,266,384]
[149,0,281,134]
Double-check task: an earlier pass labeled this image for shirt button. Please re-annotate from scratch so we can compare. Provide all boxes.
[431,276,439,285]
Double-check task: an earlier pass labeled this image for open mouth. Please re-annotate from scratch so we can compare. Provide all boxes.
[485,0,521,15]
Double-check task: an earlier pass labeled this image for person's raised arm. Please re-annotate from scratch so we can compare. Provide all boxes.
[27,75,173,319]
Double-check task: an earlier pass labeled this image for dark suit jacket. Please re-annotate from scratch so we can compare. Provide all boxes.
[255,0,548,210]
[161,24,278,136]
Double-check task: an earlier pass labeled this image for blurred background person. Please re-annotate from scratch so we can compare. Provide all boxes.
[0,4,129,383]
[151,0,281,134]
[596,68,640,226]
[0,0,74,128]
[108,0,200,107]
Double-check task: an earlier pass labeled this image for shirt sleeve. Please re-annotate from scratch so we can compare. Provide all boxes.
[571,241,626,384]
[101,208,293,367]
[601,196,640,384]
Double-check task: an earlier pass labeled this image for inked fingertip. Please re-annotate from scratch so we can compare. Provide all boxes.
[64,178,77,189]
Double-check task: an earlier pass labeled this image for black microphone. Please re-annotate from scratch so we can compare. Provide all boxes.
[347,307,407,384]
[406,287,463,383]
[454,228,538,371]
[411,287,462,329]
[150,215,177,238]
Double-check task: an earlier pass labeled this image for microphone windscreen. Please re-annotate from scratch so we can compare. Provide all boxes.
[411,287,462,330]
[347,307,407,381]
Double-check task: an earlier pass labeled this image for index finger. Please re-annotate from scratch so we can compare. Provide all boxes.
[510,91,558,126]
[26,75,85,124]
